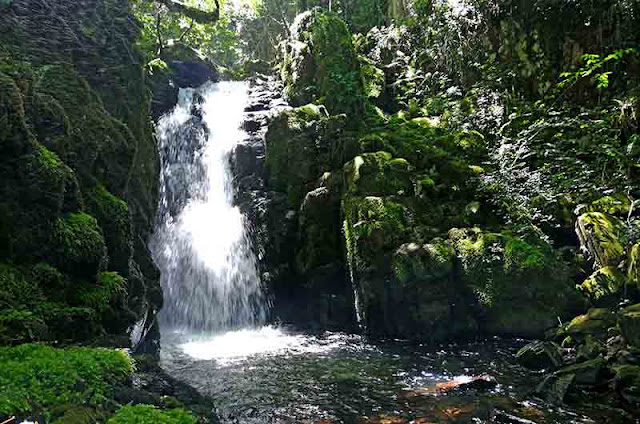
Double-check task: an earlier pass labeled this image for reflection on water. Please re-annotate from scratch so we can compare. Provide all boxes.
[177,326,355,363]
[160,328,629,424]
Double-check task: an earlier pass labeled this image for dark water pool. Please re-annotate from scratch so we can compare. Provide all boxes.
[159,326,633,424]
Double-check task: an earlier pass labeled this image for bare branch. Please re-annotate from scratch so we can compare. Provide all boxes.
[155,0,220,23]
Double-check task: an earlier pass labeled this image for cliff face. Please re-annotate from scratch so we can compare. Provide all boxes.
[0,0,161,344]
[249,6,639,343]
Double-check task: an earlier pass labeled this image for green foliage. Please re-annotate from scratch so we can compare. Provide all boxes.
[559,49,637,90]
[0,344,132,415]
[281,10,365,117]
[108,405,197,424]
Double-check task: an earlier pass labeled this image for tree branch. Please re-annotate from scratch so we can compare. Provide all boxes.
[178,18,195,42]
[155,0,220,23]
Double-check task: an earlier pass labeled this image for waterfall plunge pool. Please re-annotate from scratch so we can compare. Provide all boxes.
[160,327,629,424]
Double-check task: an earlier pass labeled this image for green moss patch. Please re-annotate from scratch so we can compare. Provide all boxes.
[449,227,577,337]
[576,212,626,268]
[280,10,365,117]
[108,405,197,424]
[53,212,106,279]
[0,344,132,416]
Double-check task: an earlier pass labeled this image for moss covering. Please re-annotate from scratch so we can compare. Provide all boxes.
[265,105,355,206]
[619,303,640,348]
[0,343,132,416]
[344,151,413,196]
[280,9,365,118]
[575,212,626,268]
[53,212,106,279]
[33,65,136,193]
[0,71,29,155]
[108,405,197,424]
[449,227,576,337]
[578,266,626,304]
[583,193,632,216]
[560,308,616,339]
[86,183,133,273]
[0,261,133,343]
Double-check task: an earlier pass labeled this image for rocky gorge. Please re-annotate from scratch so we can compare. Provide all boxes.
[1,0,640,423]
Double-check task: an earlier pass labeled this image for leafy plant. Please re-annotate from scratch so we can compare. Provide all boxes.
[559,48,637,90]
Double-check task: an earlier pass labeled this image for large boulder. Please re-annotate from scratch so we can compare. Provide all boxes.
[280,9,365,117]
[578,266,626,305]
[575,211,626,268]
[517,341,563,370]
[449,227,580,337]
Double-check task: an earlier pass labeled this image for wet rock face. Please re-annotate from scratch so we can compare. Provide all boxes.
[231,77,357,330]
[149,43,220,119]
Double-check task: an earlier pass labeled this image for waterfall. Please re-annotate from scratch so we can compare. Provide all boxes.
[151,81,267,333]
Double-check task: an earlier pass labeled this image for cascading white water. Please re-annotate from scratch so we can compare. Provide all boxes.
[151,81,267,333]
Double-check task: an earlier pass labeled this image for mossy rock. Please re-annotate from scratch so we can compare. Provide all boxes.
[52,212,107,279]
[280,9,365,118]
[0,344,132,416]
[108,404,197,424]
[265,106,353,206]
[348,235,475,340]
[3,141,82,260]
[575,212,626,268]
[449,227,578,337]
[578,266,626,305]
[555,357,607,386]
[296,186,342,274]
[0,71,29,155]
[33,64,136,194]
[619,304,640,348]
[343,195,410,257]
[344,152,413,196]
[613,365,640,404]
[580,193,631,216]
[86,183,133,273]
[516,341,563,370]
[0,262,104,343]
[562,308,616,339]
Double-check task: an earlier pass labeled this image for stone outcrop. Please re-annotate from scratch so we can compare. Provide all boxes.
[0,0,161,344]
